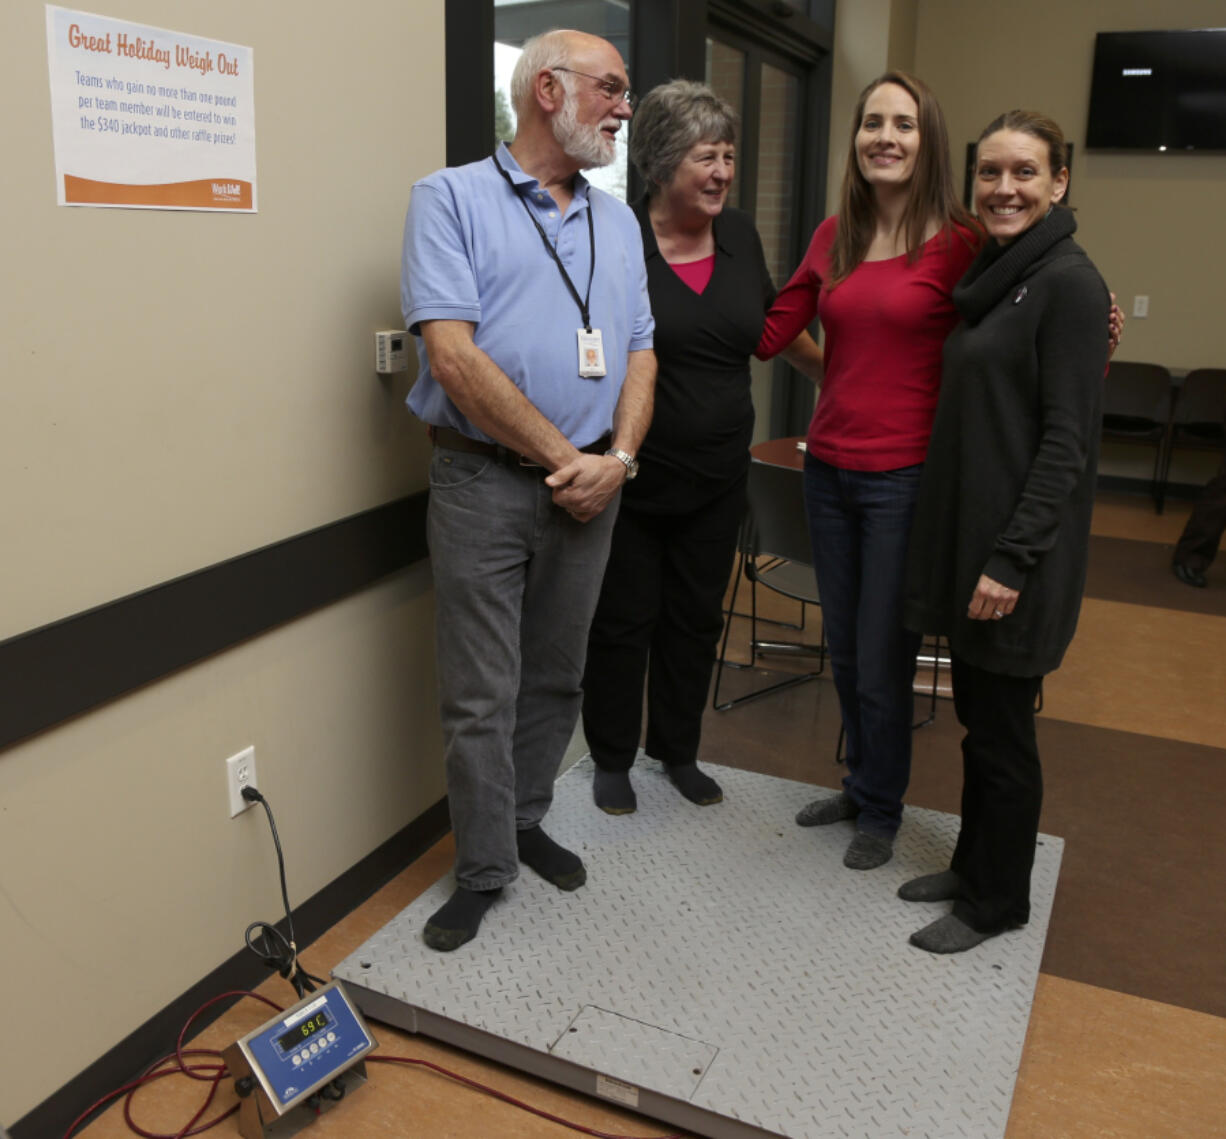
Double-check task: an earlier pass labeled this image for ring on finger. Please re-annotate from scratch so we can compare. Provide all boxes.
[993,608,1004,619]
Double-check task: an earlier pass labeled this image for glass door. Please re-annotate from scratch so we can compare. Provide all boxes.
[706,30,821,440]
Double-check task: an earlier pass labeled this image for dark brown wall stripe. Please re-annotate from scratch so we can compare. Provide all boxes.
[0,491,429,752]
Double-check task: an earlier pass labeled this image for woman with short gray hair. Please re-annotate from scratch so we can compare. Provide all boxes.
[582,80,823,815]
[629,80,737,194]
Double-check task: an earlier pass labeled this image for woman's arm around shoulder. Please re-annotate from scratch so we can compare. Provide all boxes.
[780,334,824,385]
[755,216,836,360]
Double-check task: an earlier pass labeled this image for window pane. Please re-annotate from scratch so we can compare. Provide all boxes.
[754,63,799,289]
[705,38,745,208]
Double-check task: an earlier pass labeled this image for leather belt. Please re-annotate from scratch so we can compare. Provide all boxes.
[430,425,611,470]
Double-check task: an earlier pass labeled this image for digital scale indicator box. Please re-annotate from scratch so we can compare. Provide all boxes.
[225,980,376,1121]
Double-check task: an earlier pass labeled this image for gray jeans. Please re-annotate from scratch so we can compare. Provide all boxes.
[428,445,619,890]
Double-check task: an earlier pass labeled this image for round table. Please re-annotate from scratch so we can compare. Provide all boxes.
[751,436,806,471]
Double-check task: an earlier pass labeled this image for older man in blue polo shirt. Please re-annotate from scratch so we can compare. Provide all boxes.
[402,29,656,951]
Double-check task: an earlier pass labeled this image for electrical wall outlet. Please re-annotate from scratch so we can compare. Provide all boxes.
[1133,295,1149,318]
[226,745,258,817]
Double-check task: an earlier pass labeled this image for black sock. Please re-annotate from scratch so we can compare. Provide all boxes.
[423,886,502,952]
[517,826,586,890]
[667,762,723,805]
[593,767,637,814]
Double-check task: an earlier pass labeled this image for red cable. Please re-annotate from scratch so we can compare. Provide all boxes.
[60,988,281,1139]
[370,1053,687,1139]
[173,990,284,1082]
[119,1055,233,1139]
[61,1051,234,1139]
[62,990,687,1139]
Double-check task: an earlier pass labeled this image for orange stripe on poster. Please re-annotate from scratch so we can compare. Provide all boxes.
[64,175,253,209]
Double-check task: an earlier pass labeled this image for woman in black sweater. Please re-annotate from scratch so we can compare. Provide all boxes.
[581,81,822,814]
[901,110,1110,954]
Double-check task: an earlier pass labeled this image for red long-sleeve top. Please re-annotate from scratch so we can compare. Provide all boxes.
[757,216,979,471]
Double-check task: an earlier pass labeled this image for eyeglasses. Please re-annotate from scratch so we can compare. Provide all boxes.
[551,67,636,108]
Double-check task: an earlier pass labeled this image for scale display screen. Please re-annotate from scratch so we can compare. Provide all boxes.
[276,1010,330,1054]
[235,981,375,1112]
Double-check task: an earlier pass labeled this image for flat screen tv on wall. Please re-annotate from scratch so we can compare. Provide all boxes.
[1086,28,1226,151]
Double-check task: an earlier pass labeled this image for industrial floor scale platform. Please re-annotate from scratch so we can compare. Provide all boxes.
[334,759,1062,1138]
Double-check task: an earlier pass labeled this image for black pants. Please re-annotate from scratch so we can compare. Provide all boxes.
[1174,448,1226,573]
[949,653,1044,933]
[581,477,745,771]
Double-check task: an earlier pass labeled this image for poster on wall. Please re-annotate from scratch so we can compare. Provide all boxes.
[45,6,256,211]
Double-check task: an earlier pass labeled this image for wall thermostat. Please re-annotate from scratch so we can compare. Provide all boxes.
[375,329,409,374]
[222,980,376,1139]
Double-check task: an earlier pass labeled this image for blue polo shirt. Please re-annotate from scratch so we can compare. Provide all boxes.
[402,143,654,448]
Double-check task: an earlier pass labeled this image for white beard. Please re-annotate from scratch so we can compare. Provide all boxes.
[552,94,616,169]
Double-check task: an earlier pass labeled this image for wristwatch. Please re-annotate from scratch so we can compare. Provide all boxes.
[605,448,639,480]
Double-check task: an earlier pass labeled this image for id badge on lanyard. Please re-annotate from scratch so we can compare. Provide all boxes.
[577,328,606,378]
[493,154,603,381]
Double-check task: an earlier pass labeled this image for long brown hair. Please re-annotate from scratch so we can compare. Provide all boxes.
[828,71,976,286]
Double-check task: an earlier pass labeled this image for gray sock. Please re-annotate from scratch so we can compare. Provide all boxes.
[795,791,860,827]
[898,870,964,902]
[593,767,637,814]
[843,830,894,870]
[909,913,992,954]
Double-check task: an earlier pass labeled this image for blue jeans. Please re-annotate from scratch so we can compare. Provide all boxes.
[428,446,619,891]
[803,455,922,838]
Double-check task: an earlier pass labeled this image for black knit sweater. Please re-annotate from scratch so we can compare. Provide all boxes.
[903,208,1110,677]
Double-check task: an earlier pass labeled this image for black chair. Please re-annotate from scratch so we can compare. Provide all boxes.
[1160,368,1226,496]
[913,634,946,728]
[1100,361,1174,512]
[712,458,825,711]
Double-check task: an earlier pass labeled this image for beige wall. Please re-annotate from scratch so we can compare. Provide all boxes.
[2,0,433,641]
[914,0,1226,377]
[826,0,895,211]
[824,0,1224,483]
[0,0,445,1125]
[824,0,920,211]
[827,0,1226,374]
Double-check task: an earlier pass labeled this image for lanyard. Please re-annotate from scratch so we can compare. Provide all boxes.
[492,153,596,332]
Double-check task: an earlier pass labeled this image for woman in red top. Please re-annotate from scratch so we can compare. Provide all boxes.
[757,72,979,870]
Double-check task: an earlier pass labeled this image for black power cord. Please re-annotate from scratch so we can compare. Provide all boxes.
[62,783,685,1139]
[239,785,326,999]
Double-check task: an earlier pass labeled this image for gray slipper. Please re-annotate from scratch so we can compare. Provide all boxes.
[898,870,964,902]
[909,914,992,954]
[843,830,893,870]
[796,792,859,827]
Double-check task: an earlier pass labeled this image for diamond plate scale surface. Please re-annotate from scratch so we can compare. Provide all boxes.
[335,759,1062,1138]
